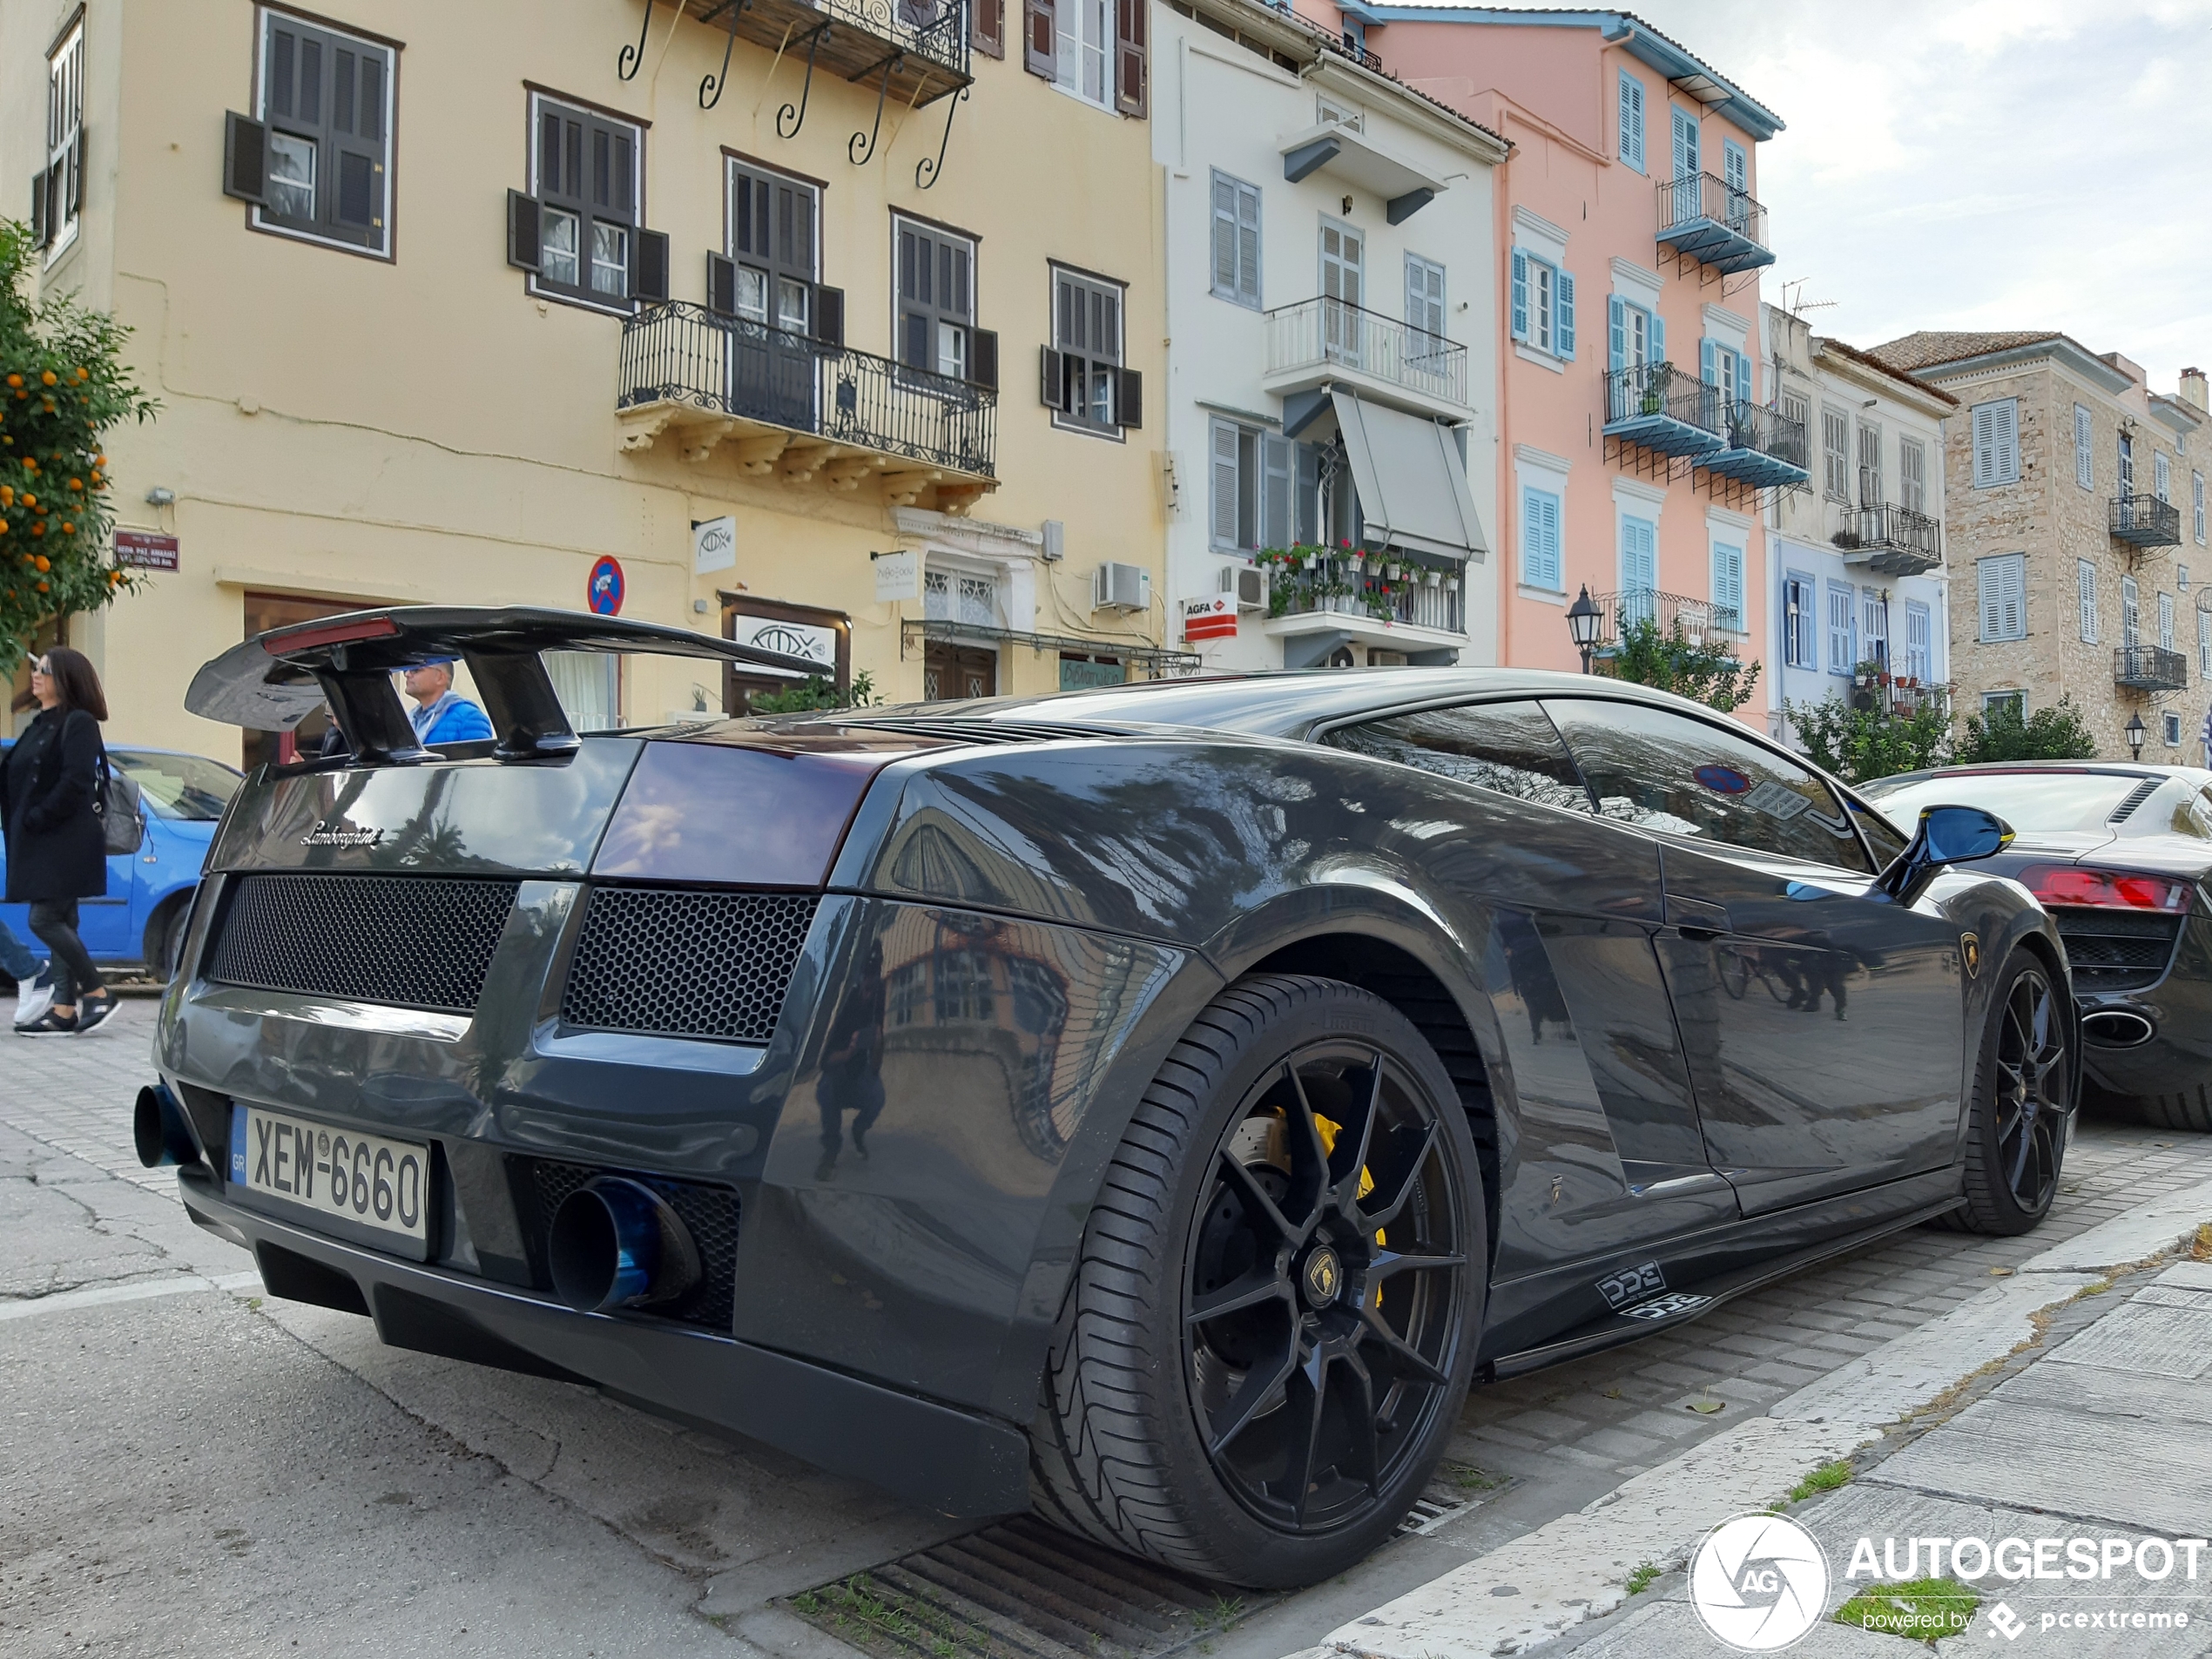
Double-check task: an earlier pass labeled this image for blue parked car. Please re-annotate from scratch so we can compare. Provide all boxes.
[1,745,241,979]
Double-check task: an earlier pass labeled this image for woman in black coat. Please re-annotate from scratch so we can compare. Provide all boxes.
[2,647,117,1034]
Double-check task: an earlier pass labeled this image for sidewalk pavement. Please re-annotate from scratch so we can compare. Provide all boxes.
[1299,1181,2212,1658]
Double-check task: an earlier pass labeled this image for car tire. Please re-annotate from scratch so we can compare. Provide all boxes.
[152,900,191,984]
[1942,949,2070,1236]
[1026,974,1487,1588]
[2088,1079,2212,1135]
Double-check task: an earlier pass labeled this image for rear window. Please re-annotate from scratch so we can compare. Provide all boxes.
[1865,772,2151,835]
[111,750,243,821]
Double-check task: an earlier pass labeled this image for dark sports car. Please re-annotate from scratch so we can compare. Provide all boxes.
[1865,762,2212,1132]
[143,608,2072,1588]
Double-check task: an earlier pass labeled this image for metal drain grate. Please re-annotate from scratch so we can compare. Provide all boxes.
[1394,1464,1507,1537]
[782,1516,1272,1659]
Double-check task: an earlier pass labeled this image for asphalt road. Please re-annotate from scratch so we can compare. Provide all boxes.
[7,1000,2211,1658]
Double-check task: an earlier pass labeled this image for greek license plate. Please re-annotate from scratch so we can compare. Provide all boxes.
[229,1104,430,1256]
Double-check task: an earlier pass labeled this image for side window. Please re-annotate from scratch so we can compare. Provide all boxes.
[1322,701,1594,816]
[1848,797,1910,866]
[1542,698,1873,873]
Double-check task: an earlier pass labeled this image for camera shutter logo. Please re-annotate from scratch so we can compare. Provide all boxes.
[1689,1514,1830,1651]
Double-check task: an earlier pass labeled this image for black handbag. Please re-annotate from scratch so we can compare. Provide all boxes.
[93,751,145,856]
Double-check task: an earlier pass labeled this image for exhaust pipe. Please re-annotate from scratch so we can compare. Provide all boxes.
[2082,1009,2156,1049]
[133,1084,199,1169]
[548,1177,703,1313]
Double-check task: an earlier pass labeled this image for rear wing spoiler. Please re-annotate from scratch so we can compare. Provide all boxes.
[185,604,819,764]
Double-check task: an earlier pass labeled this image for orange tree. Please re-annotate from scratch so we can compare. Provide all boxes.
[0,218,158,677]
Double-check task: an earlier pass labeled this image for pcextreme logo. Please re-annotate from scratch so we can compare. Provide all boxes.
[1690,1514,1831,1651]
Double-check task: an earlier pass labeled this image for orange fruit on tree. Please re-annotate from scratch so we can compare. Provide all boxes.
[40,370,57,386]
[34,556,49,572]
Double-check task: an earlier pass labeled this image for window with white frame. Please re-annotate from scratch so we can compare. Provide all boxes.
[1972,399,2020,488]
[529,93,640,306]
[1618,513,1656,604]
[1905,601,1932,681]
[1858,421,1883,506]
[1055,0,1112,108]
[1315,95,1363,132]
[923,563,1002,627]
[2159,589,2175,652]
[1782,573,1816,669]
[2155,449,2173,503]
[2120,432,2135,496]
[2166,711,2184,747]
[1211,417,1319,552]
[1521,487,1562,590]
[1782,390,1809,439]
[35,18,84,259]
[1826,581,1854,672]
[1211,172,1261,309]
[2078,559,2099,643]
[1711,540,1745,633]
[897,215,974,379]
[252,10,395,256]
[1860,590,1888,668]
[1978,553,2026,641]
[1983,690,2026,719]
[2121,574,2141,648]
[1509,248,1575,360]
[1049,265,1131,435]
[2074,404,2094,489]
[1617,71,1646,172]
[1607,294,1662,373]
[1701,340,1749,403]
[1822,408,1851,500]
[1900,437,1926,514]
[1406,254,1446,346]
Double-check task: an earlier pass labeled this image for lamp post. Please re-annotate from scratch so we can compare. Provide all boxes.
[2126,711,2147,761]
[1567,585,1602,675]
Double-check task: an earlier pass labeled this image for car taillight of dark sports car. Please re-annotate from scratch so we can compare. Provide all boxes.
[149,606,2076,1589]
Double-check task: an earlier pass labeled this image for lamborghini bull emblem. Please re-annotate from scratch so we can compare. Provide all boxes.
[1960,934,1981,979]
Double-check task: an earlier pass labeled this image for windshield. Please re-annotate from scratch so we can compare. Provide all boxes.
[111,750,244,820]
[1863,771,2148,835]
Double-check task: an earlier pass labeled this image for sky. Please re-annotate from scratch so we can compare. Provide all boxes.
[1614,0,2212,388]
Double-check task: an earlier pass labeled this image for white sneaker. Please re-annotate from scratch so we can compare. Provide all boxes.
[12,961,55,1030]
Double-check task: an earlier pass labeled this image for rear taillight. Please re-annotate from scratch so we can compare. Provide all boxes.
[2020,864,2193,913]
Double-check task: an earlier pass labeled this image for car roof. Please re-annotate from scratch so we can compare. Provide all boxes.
[867,666,1755,740]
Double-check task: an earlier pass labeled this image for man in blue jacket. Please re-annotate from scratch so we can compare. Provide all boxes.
[401,660,495,745]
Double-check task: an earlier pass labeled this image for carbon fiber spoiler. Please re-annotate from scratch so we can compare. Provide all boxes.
[185,604,818,765]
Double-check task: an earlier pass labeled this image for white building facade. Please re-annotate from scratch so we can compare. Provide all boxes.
[1764,306,1956,742]
[1153,0,1507,669]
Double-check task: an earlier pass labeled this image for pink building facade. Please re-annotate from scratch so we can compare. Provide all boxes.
[1294,6,1800,720]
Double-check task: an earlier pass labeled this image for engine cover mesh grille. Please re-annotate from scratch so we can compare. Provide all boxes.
[523,1158,742,1332]
[560,887,817,1043]
[206,873,519,1014]
[2054,907,2182,992]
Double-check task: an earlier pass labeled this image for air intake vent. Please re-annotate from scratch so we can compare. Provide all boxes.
[2052,907,2182,992]
[520,1157,741,1332]
[2110,778,2163,823]
[561,886,817,1043]
[206,873,519,1014]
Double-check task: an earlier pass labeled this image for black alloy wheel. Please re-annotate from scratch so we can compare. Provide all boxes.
[1948,951,2070,1234]
[1027,974,1486,1588]
[1184,1042,1466,1533]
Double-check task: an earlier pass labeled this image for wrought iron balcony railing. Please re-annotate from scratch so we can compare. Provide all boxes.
[1602,363,1723,455]
[2111,494,2182,550]
[1701,399,1810,487]
[1264,297,1468,408]
[1834,501,1943,576]
[1654,171,1775,274]
[1589,587,1743,653]
[618,300,995,478]
[2114,644,2188,691]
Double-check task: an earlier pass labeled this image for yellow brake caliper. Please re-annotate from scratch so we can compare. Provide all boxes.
[1312,1114,1384,1308]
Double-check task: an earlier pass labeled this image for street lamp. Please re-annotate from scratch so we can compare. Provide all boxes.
[2126,711,2147,761]
[1567,585,1603,674]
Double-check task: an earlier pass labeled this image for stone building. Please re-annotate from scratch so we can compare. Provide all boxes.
[1867,333,2209,760]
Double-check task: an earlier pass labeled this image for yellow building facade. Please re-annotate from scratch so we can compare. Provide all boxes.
[3,0,1170,759]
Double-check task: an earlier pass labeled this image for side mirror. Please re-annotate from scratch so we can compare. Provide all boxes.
[1877,804,2014,905]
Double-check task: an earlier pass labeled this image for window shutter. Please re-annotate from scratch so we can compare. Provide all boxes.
[1116,368,1143,429]
[2078,560,2097,642]
[2075,404,2094,489]
[2003,556,2025,639]
[30,168,49,248]
[1237,182,1260,306]
[1618,74,1643,170]
[813,285,845,347]
[222,111,267,204]
[1979,560,2000,640]
[971,328,999,391]
[633,228,670,303]
[1040,345,1065,410]
[972,0,1006,57]
[1210,175,1235,296]
[1992,400,2017,484]
[1555,271,1575,360]
[1649,311,1665,366]
[1737,351,1753,401]
[1211,421,1239,546]
[1972,403,1996,488]
[1607,295,1625,374]
[1262,435,1292,548]
[1115,0,1148,117]
[67,128,83,218]
[1698,338,1716,385]
[505,188,541,271]
[1024,0,1056,78]
[706,252,737,314]
[1509,249,1527,341]
[1542,496,1561,588]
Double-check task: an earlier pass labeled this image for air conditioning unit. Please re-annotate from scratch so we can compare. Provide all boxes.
[1218,564,1266,610]
[1093,562,1151,612]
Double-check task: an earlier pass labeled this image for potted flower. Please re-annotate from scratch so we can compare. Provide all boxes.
[1444,575,1460,593]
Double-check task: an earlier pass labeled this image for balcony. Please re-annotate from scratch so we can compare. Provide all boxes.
[1263,550,1467,649]
[1833,502,1943,577]
[1698,400,1810,489]
[1602,363,1723,458]
[1655,172,1775,276]
[616,300,995,510]
[1588,588,1743,656]
[641,0,969,112]
[1262,297,1468,418]
[2114,645,2188,692]
[2111,494,2182,550]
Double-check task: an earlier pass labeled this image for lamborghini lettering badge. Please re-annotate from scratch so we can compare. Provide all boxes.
[300,819,385,847]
